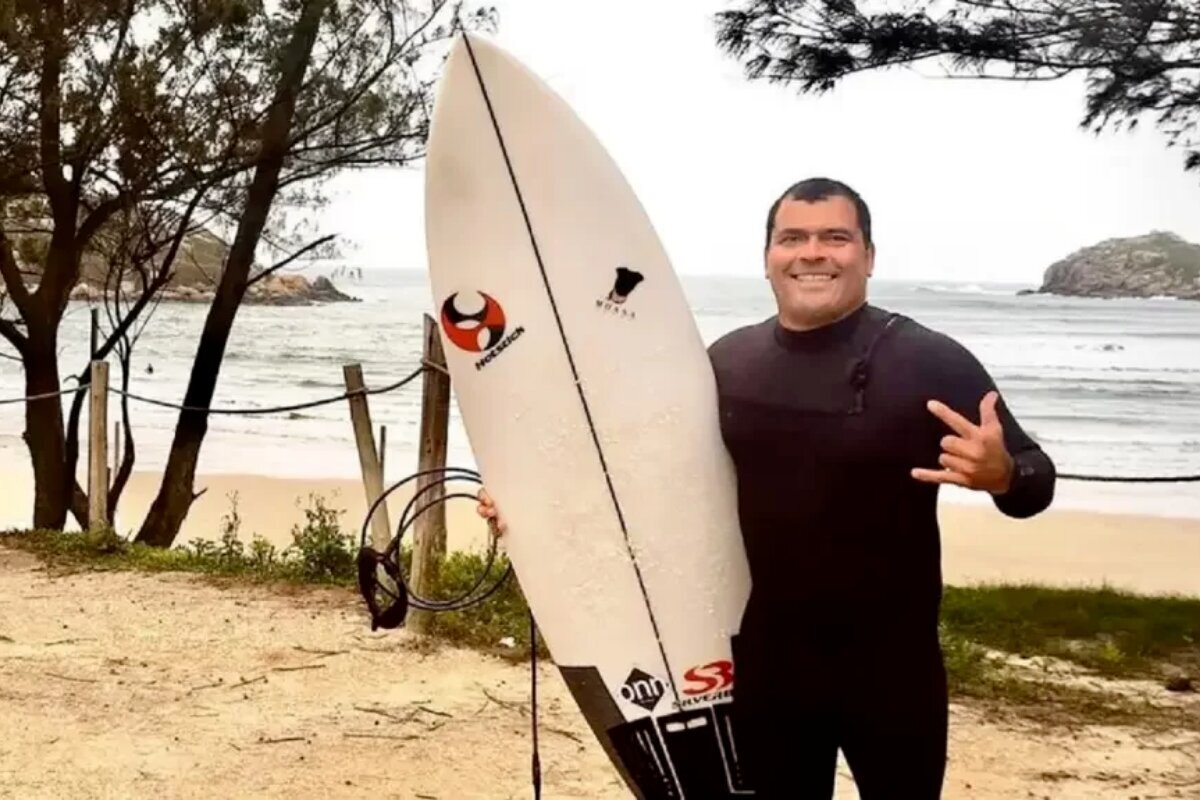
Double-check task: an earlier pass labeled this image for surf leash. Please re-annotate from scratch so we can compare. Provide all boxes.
[530,609,542,800]
[356,463,545,799]
[355,465,512,629]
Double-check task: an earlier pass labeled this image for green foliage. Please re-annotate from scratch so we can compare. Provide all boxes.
[284,492,357,581]
[714,0,1200,175]
[941,583,1200,678]
[416,548,546,660]
[939,622,998,694]
[0,490,541,656]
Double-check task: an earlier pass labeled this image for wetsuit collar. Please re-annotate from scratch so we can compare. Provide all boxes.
[773,301,870,351]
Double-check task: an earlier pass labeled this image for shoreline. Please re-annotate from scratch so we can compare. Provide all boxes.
[1,468,1198,598]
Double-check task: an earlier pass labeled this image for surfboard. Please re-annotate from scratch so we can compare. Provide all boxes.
[423,33,754,799]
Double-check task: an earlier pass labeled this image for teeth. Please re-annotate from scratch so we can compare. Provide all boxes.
[792,274,834,282]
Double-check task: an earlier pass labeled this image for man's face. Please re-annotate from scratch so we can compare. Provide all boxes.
[765,195,874,331]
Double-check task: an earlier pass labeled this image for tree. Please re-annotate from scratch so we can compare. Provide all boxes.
[713,0,1200,175]
[0,0,495,538]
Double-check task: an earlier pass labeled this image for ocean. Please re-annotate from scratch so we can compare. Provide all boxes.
[1,269,1198,518]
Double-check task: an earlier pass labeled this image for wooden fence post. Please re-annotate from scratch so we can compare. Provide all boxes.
[88,361,109,533]
[343,364,397,596]
[408,315,451,635]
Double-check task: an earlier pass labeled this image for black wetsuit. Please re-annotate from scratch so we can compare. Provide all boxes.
[708,302,1055,798]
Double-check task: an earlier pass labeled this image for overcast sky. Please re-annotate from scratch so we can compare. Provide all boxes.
[317,0,1200,284]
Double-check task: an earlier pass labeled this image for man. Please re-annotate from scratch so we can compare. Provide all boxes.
[477,177,1056,798]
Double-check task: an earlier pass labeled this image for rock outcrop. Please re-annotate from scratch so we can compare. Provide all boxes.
[1031,231,1200,300]
[68,272,359,305]
[5,200,357,306]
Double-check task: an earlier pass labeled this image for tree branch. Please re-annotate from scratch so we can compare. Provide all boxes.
[39,0,69,212]
[0,316,27,357]
[0,218,33,321]
[73,0,136,177]
[246,233,336,287]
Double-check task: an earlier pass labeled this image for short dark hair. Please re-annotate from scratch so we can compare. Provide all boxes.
[765,177,873,250]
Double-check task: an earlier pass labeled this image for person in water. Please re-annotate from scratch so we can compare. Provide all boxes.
[476,177,1056,798]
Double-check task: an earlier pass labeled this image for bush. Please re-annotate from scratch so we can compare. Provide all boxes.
[284,492,357,581]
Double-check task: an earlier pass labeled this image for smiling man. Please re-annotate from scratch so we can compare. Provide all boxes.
[706,177,1057,797]
[475,177,1056,798]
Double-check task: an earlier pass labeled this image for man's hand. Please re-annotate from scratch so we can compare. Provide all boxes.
[476,488,506,537]
[911,390,1014,494]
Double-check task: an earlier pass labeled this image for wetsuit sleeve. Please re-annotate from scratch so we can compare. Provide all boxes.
[922,333,1056,519]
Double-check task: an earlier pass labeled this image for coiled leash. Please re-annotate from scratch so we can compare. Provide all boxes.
[356,466,512,621]
[355,465,541,798]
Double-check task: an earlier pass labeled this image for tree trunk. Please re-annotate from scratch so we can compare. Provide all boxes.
[22,324,70,530]
[18,229,83,530]
[134,0,330,548]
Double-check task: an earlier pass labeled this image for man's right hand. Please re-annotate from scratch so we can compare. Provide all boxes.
[476,487,507,536]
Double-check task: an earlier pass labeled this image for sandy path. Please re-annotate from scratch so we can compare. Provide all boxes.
[0,548,1196,799]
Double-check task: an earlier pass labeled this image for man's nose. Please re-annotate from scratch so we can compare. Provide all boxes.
[795,238,824,261]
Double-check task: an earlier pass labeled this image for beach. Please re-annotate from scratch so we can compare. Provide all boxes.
[3,465,1198,597]
[1,273,1197,797]
[1,543,1197,800]
[2,451,1199,800]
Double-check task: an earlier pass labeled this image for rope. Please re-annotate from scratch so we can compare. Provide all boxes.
[108,365,428,415]
[0,385,86,406]
[1058,472,1200,483]
[0,365,429,414]
[4,364,1199,483]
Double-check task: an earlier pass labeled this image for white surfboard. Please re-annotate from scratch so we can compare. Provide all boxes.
[423,33,753,798]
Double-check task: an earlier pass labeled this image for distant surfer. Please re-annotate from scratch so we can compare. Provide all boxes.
[477,177,1056,798]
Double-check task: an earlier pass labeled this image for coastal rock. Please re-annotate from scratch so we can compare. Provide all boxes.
[8,197,358,307]
[1034,231,1200,301]
[243,273,359,306]
[68,272,359,306]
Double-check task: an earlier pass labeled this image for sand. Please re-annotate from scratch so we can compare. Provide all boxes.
[2,468,1200,796]
[3,468,1199,596]
[1,547,1197,799]
[0,470,499,557]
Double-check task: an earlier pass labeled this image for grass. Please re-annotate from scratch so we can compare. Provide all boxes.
[942,583,1200,680]
[0,491,544,660]
[1,494,1196,728]
[937,585,1199,729]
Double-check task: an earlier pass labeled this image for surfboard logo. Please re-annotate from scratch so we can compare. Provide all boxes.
[440,291,526,370]
[441,291,507,352]
[619,668,665,712]
[597,266,643,320]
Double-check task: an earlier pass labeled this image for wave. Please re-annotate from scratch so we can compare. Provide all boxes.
[912,283,1022,297]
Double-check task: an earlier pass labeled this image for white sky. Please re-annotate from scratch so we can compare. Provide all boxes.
[317,0,1200,284]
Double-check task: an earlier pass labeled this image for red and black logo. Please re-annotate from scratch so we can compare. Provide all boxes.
[440,291,507,353]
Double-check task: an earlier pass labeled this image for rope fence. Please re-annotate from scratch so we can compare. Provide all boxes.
[0,361,438,412]
[0,312,460,638]
[0,359,1198,483]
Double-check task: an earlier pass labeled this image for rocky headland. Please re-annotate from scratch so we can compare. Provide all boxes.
[1023,231,1200,301]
